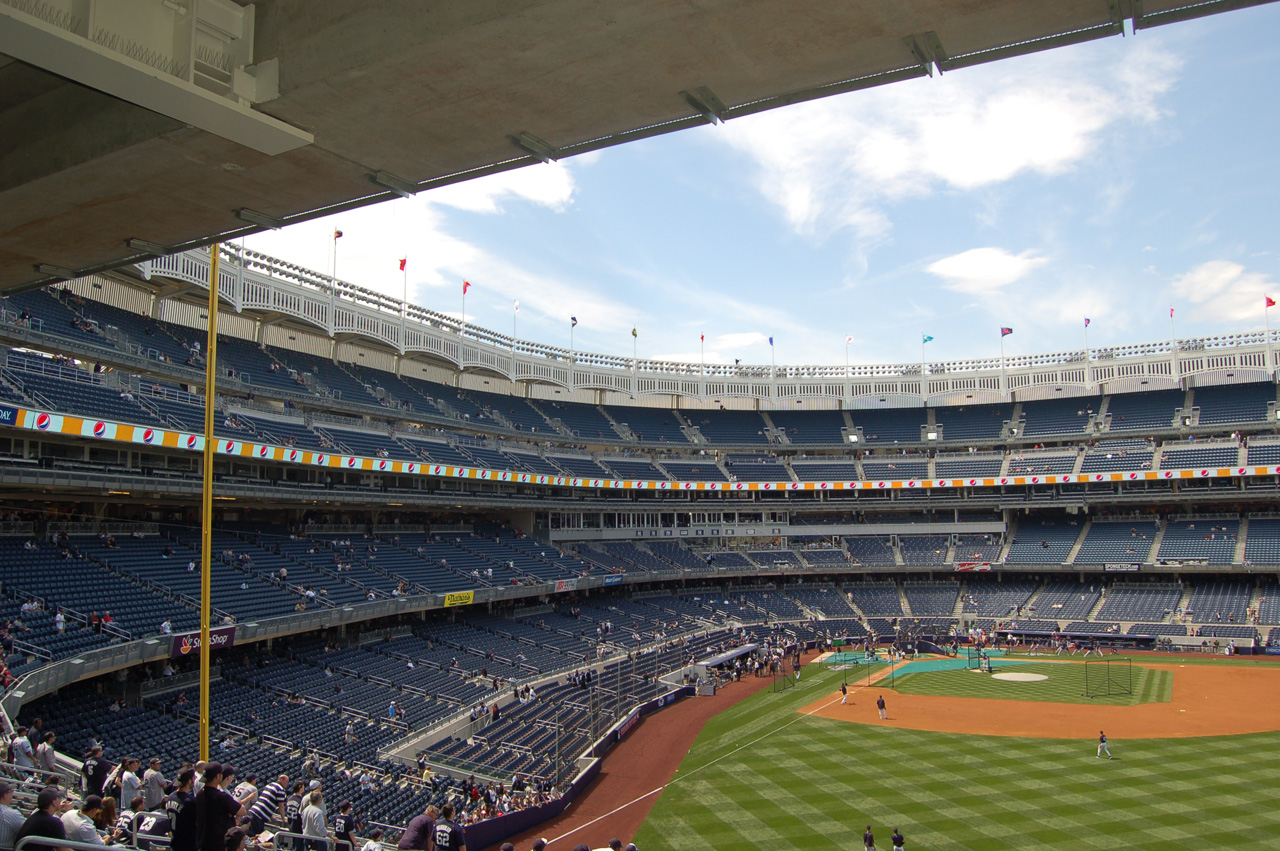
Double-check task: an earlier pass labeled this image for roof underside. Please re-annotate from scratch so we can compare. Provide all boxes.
[0,0,1274,294]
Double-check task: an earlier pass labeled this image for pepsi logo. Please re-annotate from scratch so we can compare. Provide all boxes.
[876,481,886,488]
[35,413,51,430]
[142,429,155,444]
[734,482,745,490]
[258,445,269,457]
[790,482,799,490]
[1128,472,1138,479]
[378,460,388,470]
[1062,475,1071,482]
[347,458,357,468]
[1199,469,1209,477]
[907,481,916,488]
[186,435,198,449]
[1163,470,1173,478]
[1237,468,1246,475]
[432,465,442,474]
[999,478,1008,485]
[819,482,828,489]
[316,454,327,465]
[683,482,693,489]
[659,482,669,489]
[1031,476,1040,484]
[289,450,299,462]
[92,421,106,438]
[406,463,416,473]
[224,440,235,453]
[969,479,978,486]
[1095,474,1104,481]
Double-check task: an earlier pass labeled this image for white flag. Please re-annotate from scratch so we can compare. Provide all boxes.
[514,300,520,312]
[845,335,853,345]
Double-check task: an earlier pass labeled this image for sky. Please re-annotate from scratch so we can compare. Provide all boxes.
[243,4,1280,371]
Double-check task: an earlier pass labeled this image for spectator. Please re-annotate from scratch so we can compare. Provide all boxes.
[285,782,306,836]
[395,805,436,851]
[15,788,69,851]
[195,763,244,851]
[143,758,169,810]
[9,728,34,769]
[429,804,465,851]
[82,746,112,797]
[361,828,384,851]
[165,768,199,851]
[0,782,25,851]
[36,732,57,779]
[333,802,356,851]
[60,795,105,845]
[246,774,288,836]
[300,790,331,851]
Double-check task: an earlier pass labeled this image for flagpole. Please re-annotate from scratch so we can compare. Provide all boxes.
[1266,299,1274,377]
[569,320,575,366]
[999,331,1007,396]
[700,335,705,377]
[400,260,407,352]
[845,338,850,377]
[329,231,339,336]
[921,331,927,386]
[513,301,518,349]
[1170,307,1179,382]
[1083,319,1091,388]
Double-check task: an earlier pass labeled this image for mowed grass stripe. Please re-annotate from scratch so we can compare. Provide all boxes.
[634,666,1280,851]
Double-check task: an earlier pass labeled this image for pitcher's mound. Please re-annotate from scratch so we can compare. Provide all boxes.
[992,672,1049,682]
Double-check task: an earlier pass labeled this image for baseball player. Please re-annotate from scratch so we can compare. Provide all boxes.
[1097,730,1113,759]
[840,683,848,705]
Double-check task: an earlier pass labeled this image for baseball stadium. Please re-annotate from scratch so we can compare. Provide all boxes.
[2,2,1280,851]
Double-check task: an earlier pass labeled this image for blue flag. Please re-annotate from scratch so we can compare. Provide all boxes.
[922,334,934,344]
[769,336,774,346]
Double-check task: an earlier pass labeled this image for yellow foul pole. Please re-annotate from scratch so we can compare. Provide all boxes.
[199,245,221,761]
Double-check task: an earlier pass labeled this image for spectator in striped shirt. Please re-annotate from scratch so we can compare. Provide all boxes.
[248,775,289,835]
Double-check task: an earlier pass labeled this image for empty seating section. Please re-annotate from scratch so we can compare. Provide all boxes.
[1184,581,1251,623]
[267,349,379,404]
[748,550,802,568]
[898,535,949,565]
[1032,581,1101,620]
[1246,442,1280,465]
[1007,452,1077,475]
[238,412,327,450]
[723,454,792,481]
[215,336,304,394]
[647,542,705,570]
[1006,520,1082,563]
[935,404,1010,441]
[1194,382,1275,425]
[935,457,1002,478]
[9,360,162,425]
[687,410,770,444]
[603,406,688,443]
[346,364,437,410]
[848,408,924,444]
[788,586,856,616]
[320,425,418,461]
[504,450,562,476]
[3,289,108,346]
[962,578,1039,617]
[706,550,754,569]
[1082,440,1153,472]
[460,445,510,469]
[770,410,846,444]
[660,460,728,481]
[602,458,669,480]
[1074,520,1158,564]
[466,390,552,432]
[400,438,474,466]
[1157,519,1239,563]
[799,549,852,567]
[1257,583,1280,624]
[792,460,860,481]
[736,590,804,620]
[1127,622,1187,636]
[550,454,612,477]
[862,458,928,480]
[953,534,1002,563]
[77,299,194,363]
[1160,445,1239,469]
[1096,583,1181,621]
[540,400,618,439]
[1105,390,1182,431]
[1020,396,1098,436]
[845,583,903,615]
[1244,518,1280,564]
[903,582,958,614]
[844,536,896,565]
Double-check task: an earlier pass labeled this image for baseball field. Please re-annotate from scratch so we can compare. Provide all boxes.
[629,654,1280,850]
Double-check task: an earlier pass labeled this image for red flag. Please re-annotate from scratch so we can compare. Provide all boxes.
[1268,296,1276,308]
[399,258,407,272]
[1170,307,1175,318]
[463,280,471,294]
[333,229,343,239]
[700,334,705,342]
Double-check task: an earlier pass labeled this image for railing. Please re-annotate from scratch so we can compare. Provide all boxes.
[135,246,1279,404]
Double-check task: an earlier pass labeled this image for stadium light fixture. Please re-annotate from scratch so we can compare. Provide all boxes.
[35,263,76,279]
[509,132,560,163]
[236,208,285,229]
[368,170,420,199]
[680,86,727,124]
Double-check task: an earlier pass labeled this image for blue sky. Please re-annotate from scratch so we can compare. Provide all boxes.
[245,4,1280,369]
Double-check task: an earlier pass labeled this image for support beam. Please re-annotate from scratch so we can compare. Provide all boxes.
[680,86,727,124]
[509,132,560,164]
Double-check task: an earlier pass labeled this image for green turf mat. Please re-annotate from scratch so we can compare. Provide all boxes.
[889,662,1172,707]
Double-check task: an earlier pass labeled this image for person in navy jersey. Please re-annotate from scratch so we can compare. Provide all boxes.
[332,802,356,851]
[395,805,436,851]
[166,769,199,851]
[429,804,465,851]
[196,763,245,851]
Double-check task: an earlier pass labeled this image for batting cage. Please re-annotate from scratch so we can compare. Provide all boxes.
[1083,657,1133,698]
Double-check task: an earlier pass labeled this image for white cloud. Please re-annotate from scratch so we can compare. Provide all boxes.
[427,162,575,213]
[925,247,1047,295]
[717,40,1182,250]
[1170,260,1276,323]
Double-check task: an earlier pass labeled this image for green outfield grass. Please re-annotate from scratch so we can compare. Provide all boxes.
[890,661,1173,706]
[632,664,1280,850]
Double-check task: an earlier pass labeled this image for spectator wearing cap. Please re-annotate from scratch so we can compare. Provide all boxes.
[225,826,247,851]
[0,781,26,851]
[530,840,547,851]
[62,794,106,844]
[196,763,245,851]
[143,758,169,810]
[15,788,68,851]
